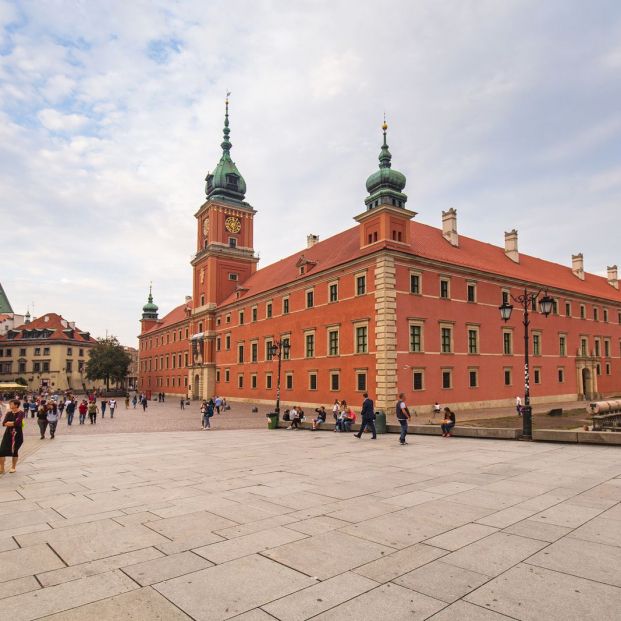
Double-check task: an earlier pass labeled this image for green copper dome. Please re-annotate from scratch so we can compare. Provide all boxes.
[364,120,408,210]
[205,95,247,203]
[142,285,158,320]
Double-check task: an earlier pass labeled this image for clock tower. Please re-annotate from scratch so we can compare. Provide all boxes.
[189,95,258,399]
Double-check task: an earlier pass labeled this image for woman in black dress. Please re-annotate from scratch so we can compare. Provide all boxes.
[0,399,25,474]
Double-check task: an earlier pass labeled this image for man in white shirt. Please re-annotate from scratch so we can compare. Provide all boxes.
[515,396,522,416]
[109,398,117,419]
[396,393,411,445]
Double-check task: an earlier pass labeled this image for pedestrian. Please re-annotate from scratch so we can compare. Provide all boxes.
[88,401,98,424]
[215,396,222,414]
[58,399,65,418]
[515,395,522,416]
[441,407,456,437]
[355,392,377,439]
[132,395,137,409]
[100,398,107,418]
[312,406,327,430]
[332,399,340,422]
[0,399,25,474]
[396,393,411,445]
[432,402,441,418]
[180,398,185,410]
[37,401,49,439]
[141,396,148,412]
[125,394,130,409]
[29,399,37,419]
[109,398,117,418]
[65,399,76,426]
[46,403,59,439]
[78,400,88,424]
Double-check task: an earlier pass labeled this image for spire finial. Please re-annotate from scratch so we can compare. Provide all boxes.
[222,91,232,156]
[378,113,391,169]
[148,282,153,303]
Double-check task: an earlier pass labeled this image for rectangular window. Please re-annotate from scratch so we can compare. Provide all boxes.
[410,324,422,352]
[581,338,588,357]
[580,304,586,319]
[559,335,566,356]
[238,344,244,363]
[66,347,72,356]
[593,307,599,321]
[441,326,452,353]
[604,339,611,357]
[283,297,289,314]
[239,311,244,325]
[34,348,41,356]
[266,374,272,389]
[413,370,424,391]
[329,283,338,302]
[238,374,244,389]
[467,283,476,303]
[328,330,339,356]
[356,371,367,391]
[504,368,512,386]
[594,339,600,357]
[604,309,609,322]
[440,278,450,299]
[226,314,231,323]
[18,362,26,373]
[251,342,258,363]
[266,302,273,318]
[330,372,340,391]
[596,363,601,376]
[606,362,611,375]
[503,331,513,355]
[306,290,314,308]
[469,369,478,388]
[225,335,231,350]
[534,368,541,384]
[533,333,541,356]
[467,328,478,354]
[410,273,420,294]
[216,337,221,351]
[502,290,510,305]
[266,339,273,360]
[558,368,564,383]
[442,369,452,389]
[309,372,317,391]
[66,361,73,373]
[282,337,290,360]
[305,333,315,358]
[216,369,220,383]
[356,326,368,353]
[552,299,559,315]
[252,306,257,322]
[285,373,293,390]
[251,374,257,389]
[565,301,571,317]
[43,362,50,372]
[356,275,366,295]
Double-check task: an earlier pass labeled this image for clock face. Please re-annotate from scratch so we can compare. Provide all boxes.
[225,216,241,234]
[202,218,209,237]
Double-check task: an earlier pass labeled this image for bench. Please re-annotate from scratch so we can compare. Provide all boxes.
[591,413,621,431]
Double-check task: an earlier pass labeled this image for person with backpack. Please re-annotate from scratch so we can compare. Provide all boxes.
[396,393,411,445]
[37,401,49,439]
[355,393,376,440]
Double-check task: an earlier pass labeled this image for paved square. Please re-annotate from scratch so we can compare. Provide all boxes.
[0,429,619,620]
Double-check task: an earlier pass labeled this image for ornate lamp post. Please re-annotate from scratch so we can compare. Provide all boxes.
[268,339,290,416]
[499,289,553,440]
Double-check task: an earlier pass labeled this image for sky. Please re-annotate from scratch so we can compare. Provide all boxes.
[1,0,620,346]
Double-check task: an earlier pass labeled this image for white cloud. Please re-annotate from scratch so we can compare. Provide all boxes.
[0,0,620,345]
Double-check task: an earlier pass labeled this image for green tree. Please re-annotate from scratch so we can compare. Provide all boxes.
[14,377,28,386]
[85,336,131,391]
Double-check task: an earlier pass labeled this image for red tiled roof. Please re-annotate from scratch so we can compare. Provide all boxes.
[0,313,97,343]
[220,221,621,305]
[142,299,193,335]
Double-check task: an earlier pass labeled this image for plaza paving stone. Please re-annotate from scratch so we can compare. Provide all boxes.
[0,425,619,620]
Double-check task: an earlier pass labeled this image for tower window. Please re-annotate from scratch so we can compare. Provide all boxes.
[228,273,238,281]
[229,238,237,248]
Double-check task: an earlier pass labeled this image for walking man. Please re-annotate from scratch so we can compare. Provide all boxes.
[109,398,117,418]
[396,392,411,445]
[88,401,98,424]
[355,393,377,440]
[215,396,222,414]
[78,400,88,424]
[141,396,148,412]
[65,399,76,426]
[180,398,185,410]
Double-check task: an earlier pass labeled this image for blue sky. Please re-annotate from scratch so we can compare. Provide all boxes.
[1,0,620,345]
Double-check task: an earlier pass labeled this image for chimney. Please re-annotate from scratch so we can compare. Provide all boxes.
[572,253,585,280]
[185,295,192,303]
[504,229,519,263]
[441,209,458,247]
[608,265,619,289]
[307,234,319,248]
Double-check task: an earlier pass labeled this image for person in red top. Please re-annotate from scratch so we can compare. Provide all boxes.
[78,400,88,425]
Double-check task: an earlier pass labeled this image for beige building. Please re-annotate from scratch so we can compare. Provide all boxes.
[0,312,101,393]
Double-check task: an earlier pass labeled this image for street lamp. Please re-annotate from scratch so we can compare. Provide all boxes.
[267,339,290,417]
[499,288,553,440]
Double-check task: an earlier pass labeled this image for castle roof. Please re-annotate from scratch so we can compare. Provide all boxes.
[219,220,621,307]
[0,313,97,343]
[141,299,193,335]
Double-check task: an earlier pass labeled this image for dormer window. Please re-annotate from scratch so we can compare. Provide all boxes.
[226,173,239,189]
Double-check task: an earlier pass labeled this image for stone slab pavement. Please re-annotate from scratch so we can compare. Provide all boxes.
[0,428,619,620]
